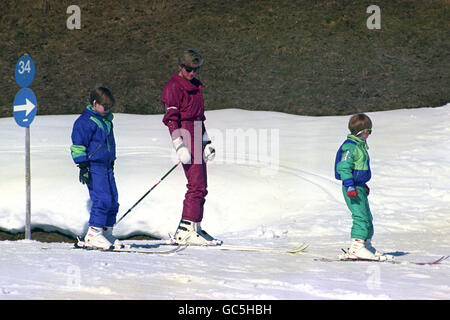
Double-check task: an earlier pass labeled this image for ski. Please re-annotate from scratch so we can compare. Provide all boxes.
[73,243,186,254]
[315,255,449,265]
[72,238,186,254]
[181,242,309,254]
[218,243,309,254]
[100,246,186,254]
[49,238,308,255]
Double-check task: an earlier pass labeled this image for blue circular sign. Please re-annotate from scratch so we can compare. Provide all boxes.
[13,88,37,127]
[15,55,35,88]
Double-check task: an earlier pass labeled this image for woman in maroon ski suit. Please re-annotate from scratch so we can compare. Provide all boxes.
[161,49,220,245]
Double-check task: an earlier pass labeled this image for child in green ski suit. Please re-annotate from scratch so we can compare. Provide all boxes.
[335,113,384,260]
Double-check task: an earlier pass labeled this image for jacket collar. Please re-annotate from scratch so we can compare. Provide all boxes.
[85,105,114,121]
[347,134,369,149]
[171,73,203,92]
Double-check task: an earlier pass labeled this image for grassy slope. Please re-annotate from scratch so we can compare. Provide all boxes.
[0,0,448,117]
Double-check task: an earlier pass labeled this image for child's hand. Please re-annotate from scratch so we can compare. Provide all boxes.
[78,162,91,184]
[346,186,358,198]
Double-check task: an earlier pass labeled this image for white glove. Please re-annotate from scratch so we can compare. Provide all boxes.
[203,132,215,162]
[204,143,215,162]
[173,137,191,164]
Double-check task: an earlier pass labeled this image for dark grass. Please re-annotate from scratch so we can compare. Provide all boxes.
[0,228,157,243]
[0,0,448,118]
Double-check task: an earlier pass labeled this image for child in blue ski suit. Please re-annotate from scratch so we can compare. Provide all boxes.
[70,86,119,249]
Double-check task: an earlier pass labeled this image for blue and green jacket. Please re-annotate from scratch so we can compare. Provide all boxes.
[335,134,371,187]
[70,105,116,165]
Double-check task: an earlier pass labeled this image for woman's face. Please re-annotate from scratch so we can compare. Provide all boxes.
[178,64,199,81]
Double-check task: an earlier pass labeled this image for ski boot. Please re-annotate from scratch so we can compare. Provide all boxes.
[83,226,113,250]
[103,227,130,249]
[171,219,222,246]
[345,238,387,261]
[365,239,383,257]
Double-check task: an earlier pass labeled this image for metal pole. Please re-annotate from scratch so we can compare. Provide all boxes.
[115,161,181,226]
[25,126,31,240]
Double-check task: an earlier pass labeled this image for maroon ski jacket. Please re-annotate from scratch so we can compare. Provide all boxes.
[162,73,206,139]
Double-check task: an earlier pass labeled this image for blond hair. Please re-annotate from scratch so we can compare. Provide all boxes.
[178,49,204,68]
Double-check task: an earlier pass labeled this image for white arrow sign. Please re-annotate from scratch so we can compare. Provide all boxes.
[13,88,38,127]
[14,98,36,116]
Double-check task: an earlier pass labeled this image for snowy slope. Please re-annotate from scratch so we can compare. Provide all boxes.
[0,105,449,300]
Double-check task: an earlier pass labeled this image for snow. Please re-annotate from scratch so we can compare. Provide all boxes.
[0,105,449,300]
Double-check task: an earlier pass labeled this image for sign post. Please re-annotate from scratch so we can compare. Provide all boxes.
[14,54,36,240]
[25,126,31,240]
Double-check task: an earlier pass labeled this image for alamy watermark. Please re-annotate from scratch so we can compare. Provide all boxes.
[366,265,381,290]
[366,5,381,30]
[210,127,280,176]
[169,122,280,176]
[66,264,81,289]
[66,5,81,30]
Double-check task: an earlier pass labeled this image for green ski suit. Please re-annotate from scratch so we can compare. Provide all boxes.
[335,135,373,240]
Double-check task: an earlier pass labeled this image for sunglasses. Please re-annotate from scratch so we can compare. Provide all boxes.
[182,64,200,73]
[356,128,372,136]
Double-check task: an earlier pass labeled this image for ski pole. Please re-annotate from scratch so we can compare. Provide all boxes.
[115,161,181,226]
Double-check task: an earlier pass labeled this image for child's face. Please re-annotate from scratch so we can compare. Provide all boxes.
[92,101,111,116]
[358,128,372,141]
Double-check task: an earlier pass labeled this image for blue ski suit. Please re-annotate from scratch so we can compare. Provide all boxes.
[70,105,119,227]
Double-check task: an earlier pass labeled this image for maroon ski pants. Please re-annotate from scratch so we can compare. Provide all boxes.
[181,161,208,222]
[179,120,208,222]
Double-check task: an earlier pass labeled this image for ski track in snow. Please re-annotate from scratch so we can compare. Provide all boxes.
[1,106,450,299]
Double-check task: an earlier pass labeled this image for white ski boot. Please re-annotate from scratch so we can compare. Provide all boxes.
[172,219,222,246]
[365,239,383,257]
[103,227,130,249]
[84,226,113,250]
[346,238,387,261]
